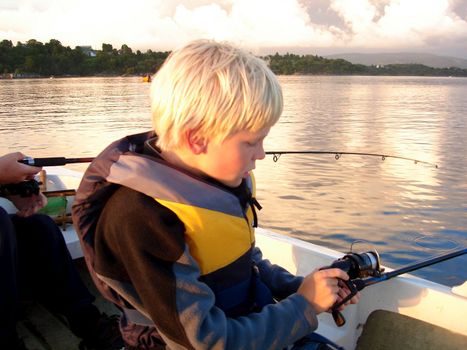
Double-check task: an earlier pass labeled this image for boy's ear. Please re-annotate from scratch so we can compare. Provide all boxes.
[186,129,208,155]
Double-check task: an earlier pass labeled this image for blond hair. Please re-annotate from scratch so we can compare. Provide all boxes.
[150,39,283,151]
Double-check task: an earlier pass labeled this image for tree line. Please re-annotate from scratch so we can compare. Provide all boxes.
[266,53,467,77]
[1,39,467,78]
[0,39,169,77]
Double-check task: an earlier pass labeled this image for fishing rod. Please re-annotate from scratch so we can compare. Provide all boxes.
[326,247,467,326]
[360,248,467,286]
[19,156,95,167]
[20,151,439,168]
[265,151,439,168]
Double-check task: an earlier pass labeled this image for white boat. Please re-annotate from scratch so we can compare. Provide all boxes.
[2,167,466,349]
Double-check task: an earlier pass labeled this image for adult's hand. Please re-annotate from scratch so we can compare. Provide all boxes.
[0,152,42,184]
[8,192,48,217]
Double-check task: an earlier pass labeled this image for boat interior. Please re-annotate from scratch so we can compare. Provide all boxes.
[2,169,466,349]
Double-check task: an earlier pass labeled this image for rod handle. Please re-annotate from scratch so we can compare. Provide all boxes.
[19,157,67,167]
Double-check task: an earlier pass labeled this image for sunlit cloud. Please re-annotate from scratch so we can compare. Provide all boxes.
[0,0,466,57]
[328,0,467,48]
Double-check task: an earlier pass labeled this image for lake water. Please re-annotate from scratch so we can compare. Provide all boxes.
[1,76,466,286]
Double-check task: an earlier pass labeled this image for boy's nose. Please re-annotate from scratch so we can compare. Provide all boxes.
[255,143,266,160]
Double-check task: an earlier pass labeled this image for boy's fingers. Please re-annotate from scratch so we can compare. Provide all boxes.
[320,268,349,281]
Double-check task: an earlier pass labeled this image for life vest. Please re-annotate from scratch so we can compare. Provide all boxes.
[73,131,272,321]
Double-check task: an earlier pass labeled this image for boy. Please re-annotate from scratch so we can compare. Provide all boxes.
[73,40,356,349]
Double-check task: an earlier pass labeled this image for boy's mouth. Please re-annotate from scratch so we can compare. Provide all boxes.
[243,168,254,177]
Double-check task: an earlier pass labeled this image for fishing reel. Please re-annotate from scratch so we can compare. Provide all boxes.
[327,250,383,280]
[322,250,384,327]
[0,179,41,198]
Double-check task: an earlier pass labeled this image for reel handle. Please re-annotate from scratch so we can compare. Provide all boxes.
[332,309,346,327]
[330,279,359,327]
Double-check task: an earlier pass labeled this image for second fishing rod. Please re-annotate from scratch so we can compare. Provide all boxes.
[19,151,439,168]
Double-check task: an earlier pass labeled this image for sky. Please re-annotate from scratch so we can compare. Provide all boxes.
[1,0,467,58]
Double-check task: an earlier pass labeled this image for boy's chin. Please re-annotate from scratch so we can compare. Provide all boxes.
[220,177,243,188]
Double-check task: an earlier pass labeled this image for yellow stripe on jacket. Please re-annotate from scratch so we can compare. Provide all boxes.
[156,199,255,275]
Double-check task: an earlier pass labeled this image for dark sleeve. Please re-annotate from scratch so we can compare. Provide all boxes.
[253,247,304,299]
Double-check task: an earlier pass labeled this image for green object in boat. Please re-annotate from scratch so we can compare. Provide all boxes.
[39,196,67,216]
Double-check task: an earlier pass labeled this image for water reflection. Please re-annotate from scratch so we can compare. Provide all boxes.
[258,76,466,286]
[0,76,466,286]
[0,77,151,157]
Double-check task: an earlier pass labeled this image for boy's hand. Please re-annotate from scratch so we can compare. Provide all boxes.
[0,152,42,184]
[335,279,361,311]
[297,268,349,314]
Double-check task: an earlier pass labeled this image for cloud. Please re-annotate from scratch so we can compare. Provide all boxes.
[300,0,467,49]
[450,0,467,19]
[172,0,335,48]
[0,0,466,57]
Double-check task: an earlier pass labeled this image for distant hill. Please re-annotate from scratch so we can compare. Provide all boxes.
[325,52,467,69]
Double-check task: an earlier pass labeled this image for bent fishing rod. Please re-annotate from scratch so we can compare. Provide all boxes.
[19,152,439,168]
[326,247,467,326]
[265,151,438,168]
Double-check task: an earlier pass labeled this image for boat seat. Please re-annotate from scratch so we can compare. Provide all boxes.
[356,309,467,350]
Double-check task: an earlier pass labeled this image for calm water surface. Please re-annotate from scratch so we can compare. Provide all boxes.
[1,76,466,286]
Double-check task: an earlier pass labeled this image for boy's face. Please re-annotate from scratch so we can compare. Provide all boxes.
[200,127,270,187]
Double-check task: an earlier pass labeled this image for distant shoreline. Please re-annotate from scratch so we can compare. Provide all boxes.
[2,39,467,79]
[0,73,143,79]
[1,73,466,80]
